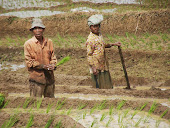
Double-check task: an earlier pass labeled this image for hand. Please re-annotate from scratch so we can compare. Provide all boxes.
[114,42,121,46]
[111,42,121,47]
[92,66,98,75]
[43,64,56,71]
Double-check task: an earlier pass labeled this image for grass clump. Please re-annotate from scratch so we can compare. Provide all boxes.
[0,93,5,108]
[23,98,32,109]
[116,100,126,110]
[45,115,54,128]
[77,102,88,110]
[1,114,19,128]
[55,99,66,110]
[26,114,34,128]
[98,100,107,110]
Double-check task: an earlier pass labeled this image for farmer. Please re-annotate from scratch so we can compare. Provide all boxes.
[24,18,57,98]
[86,14,121,89]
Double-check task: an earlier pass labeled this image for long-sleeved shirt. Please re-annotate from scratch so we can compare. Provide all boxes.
[86,32,109,73]
[24,36,57,85]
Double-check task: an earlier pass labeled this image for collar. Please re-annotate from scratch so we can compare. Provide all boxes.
[90,32,102,37]
[32,36,47,48]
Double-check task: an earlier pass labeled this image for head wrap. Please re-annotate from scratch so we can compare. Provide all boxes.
[87,14,103,27]
[30,18,45,30]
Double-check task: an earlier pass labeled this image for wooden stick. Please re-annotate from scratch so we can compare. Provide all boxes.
[118,46,131,89]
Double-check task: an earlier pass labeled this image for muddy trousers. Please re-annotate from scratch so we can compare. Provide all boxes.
[29,81,55,98]
[91,70,113,89]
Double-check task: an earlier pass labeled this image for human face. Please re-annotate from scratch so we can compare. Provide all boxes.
[32,27,44,39]
[90,24,100,35]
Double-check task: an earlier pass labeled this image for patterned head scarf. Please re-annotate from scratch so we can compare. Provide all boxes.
[87,14,103,27]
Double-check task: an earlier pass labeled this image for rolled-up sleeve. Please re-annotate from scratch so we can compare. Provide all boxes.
[24,42,40,68]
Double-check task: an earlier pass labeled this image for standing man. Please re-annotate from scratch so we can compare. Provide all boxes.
[24,18,57,98]
[86,14,121,89]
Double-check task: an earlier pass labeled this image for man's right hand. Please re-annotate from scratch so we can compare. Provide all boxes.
[43,64,56,71]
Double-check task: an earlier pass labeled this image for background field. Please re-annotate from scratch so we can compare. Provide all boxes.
[0,0,170,127]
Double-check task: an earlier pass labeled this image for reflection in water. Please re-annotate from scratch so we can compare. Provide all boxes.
[0,10,65,18]
[0,0,65,9]
[71,7,117,13]
[72,0,140,4]
[0,63,25,71]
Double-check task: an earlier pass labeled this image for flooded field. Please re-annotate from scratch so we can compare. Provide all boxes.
[0,0,170,127]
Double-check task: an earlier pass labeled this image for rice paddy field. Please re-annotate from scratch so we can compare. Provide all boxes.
[0,0,170,127]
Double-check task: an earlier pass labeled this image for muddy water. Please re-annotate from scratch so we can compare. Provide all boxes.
[0,10,65,18]
[3,108,170,128]
[72,0,141,4]
[8,92,170,108]
[71,7,117,13]
[0,7,116,18]
[0,0,64,10]
[0,63,25,71]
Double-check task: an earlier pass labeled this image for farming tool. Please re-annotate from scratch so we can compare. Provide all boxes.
[118,46,131,89]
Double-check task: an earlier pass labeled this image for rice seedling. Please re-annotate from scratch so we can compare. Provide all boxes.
[118,112,122,123]
[77,102,88,110]
[116,100,126,110]
[123,109,130,118]
[23,98,32,109]
[131,108,138,119]
[90,104,98,115]
[46,103,53,113]
[1,100,9,109]
[143,115,150,123]
[109,105,114,116]
[135,117,143,127]
[98,100,107,110]
[67,106,72,115]
[1,114,19,128]
[106,117,113,127]
[91,119,97,127]
[56,56,70,66]
[155,119,161,128]
[36,98,43,110]
[0,93,5,108]
[55,99,66,110]
[83,110,87,119]
[160,109,168,118]
[55,120,62,128]
[100,112,107,121]
[140,102,148,111]
[148,101,157,114]
[45,115,54,128]
[26,114,34,128]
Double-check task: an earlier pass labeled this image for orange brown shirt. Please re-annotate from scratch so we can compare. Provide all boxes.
[86,32,109,72]
[24,36,57,85]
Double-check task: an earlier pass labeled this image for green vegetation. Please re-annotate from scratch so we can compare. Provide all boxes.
[55,99,66,110]
[56,56,70,66]
[1,32,169,51]
[116,100,126,110]
[1,114,19,128]
[45,116,54,128]
[160,109,168,118]
[26,114,34,128]
[23,98,32,109]
[36,98,43,110]
[0,93,5,108]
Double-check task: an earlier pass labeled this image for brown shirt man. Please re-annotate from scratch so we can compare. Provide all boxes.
[24,18,57,98]
[24,36,57,85]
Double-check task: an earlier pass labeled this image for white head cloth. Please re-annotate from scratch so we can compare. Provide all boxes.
[87,14,103,27]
